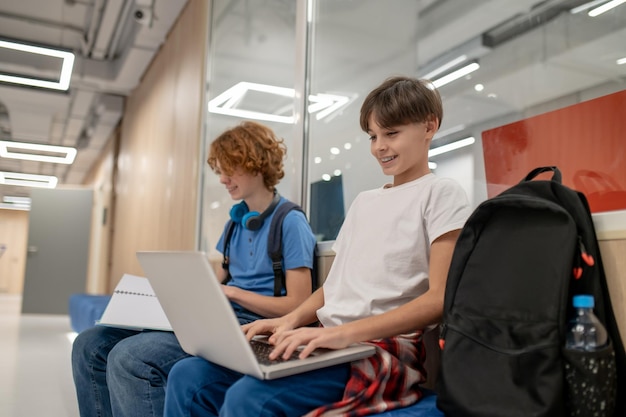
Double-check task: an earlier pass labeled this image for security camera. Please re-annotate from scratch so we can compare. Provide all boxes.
[133,7,153,26]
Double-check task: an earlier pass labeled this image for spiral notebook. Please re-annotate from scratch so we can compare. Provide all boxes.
[136,251,376,380]
[97,273,173,331]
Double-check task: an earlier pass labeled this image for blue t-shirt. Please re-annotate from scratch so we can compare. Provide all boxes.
[217,198,316,320]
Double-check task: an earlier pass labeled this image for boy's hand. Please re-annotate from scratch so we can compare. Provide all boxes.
[242,317,292,340]
[221,284,237,300]
[268,326,351,360]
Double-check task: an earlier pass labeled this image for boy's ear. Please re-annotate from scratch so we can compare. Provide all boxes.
[425,116,439,134]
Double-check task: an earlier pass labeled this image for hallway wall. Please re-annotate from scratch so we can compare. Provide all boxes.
[107,0,210,288]
[0,209,28,294]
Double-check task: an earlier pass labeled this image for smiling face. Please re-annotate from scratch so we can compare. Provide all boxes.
[368,113,437,186]
[215,162,265,202]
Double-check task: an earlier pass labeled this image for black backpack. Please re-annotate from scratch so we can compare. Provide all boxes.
[436,166,625,417]
[221,201,318,296]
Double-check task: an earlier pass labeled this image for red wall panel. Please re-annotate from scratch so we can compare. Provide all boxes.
[482,89,626,212]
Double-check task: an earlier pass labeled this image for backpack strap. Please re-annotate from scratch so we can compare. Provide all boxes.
[521,165,561,183]
[267,201,303,296]
[221,219,236,285]
[221,200,312,297]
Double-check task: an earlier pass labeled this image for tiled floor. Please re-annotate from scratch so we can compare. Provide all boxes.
[0,294,79,417]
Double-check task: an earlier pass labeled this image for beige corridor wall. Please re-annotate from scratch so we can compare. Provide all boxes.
[82,128,119,294]
[599,238,626,346]
[108,0,209,289]
[0,209,28,294]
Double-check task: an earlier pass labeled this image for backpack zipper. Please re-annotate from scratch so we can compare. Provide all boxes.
[439,323,560,355]
[573,235,595,279]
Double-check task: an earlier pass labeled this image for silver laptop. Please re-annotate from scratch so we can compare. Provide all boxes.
[136,251,375,380]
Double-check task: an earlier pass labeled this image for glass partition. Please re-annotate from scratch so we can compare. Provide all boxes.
[306,0,420,240]
[306,0,626,235]
[199,0,299,257]
[200,0,626,250]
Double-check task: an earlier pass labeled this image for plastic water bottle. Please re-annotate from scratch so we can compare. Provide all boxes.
[565,295,608,351]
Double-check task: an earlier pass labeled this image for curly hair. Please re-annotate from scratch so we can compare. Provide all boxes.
[207,121,286,189]
[360,76,443,132]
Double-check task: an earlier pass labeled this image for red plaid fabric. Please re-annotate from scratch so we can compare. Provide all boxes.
[303,333,427,417]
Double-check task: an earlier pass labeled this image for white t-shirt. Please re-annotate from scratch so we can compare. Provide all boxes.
[316,173,471,328]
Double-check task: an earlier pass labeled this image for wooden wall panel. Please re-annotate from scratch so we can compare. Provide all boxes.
[82,129,118,293]
[599,238,626,346]
[109,0,209,289]
[0,209,29,294]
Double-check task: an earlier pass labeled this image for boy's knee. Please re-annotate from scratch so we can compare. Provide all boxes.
[71,327,102,363]
[222,377,268,415]
[73,327,97,348]
[107,338,153,383]
[222,384,250,415]
[170,357,212,384]
[168,357,193,381]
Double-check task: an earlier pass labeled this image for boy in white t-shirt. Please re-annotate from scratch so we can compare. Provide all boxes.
[163,76,472,417]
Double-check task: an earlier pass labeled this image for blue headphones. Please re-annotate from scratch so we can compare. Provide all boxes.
[229,193,281,231]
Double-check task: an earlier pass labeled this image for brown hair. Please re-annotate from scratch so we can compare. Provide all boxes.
[360,76,443,132]
[207,121,286,189]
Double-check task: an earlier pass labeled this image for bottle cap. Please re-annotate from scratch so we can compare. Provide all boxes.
[573,294,594,308]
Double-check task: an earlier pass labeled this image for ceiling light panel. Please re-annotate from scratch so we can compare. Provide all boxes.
[0,39,75,91]
[588,0,626,16]
[0,203,30,210]
[422,55,468,80]
[431,61,480,88]
[0,171,58,188]
[0,141,77,164]
[1,195,30,210]
[419,36,490,79]
[429,137,475,157]
[570,0,608,14]
[208,82,351,124]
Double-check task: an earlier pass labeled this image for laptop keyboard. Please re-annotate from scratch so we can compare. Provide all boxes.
[250,339,301,365]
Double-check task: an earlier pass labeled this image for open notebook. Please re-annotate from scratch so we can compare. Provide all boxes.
[136,251,375,380]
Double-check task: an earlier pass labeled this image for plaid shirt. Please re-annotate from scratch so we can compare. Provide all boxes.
[303,332,427,417]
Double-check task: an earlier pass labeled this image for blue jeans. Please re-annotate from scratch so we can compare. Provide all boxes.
[71,327,190,417]
[71,308,261,417]
[164,357,350,417]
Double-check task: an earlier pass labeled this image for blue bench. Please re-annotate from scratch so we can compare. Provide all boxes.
[68,293,112,333]
[371,390,443,416]
[67,279,445,415]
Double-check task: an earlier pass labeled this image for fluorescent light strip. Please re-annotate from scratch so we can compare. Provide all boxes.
[433,124,465,141]
[0,140,77,164]
[209,107,295,124]
[588,0,626,16]
[209,82,295,123]
[432,62,480,88]
[0,40,75,91]
[209,82,350,124]
[0,203,30,210]
[0,172,58,188]
[3,196,31,205]
[570,0,607,14]
[617,57,626,65]
[423,55,468,80]
[428,137,475,157]
[309,93,350,120]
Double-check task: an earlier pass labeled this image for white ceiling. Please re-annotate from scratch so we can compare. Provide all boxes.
[1,0,625,205]
[0,0,187,202]
[413,0,626,145]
